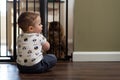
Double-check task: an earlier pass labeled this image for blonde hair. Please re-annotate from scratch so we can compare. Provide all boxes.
[18,11,40,32]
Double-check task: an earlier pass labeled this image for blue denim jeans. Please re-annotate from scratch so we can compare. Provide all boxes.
[17,54,57,73]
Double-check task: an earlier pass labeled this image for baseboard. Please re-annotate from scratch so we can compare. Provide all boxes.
[73,51,120,61]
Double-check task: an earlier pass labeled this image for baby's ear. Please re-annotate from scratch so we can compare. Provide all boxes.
[28,26,34,32]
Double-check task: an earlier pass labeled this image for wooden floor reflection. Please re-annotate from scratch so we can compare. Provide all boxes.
[1,61,120,80]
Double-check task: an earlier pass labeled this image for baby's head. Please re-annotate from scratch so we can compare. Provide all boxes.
[18,11,42,33]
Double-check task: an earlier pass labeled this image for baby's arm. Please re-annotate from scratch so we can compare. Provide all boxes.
[42,41,50,51]
[40,34,50,52]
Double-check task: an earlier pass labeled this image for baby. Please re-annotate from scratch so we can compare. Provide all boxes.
[16,11,57,73]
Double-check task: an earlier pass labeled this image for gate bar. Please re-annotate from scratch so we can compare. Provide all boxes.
[13,0,17,61]
[0,11,1,56]
[39,0,48,37]
[26,0,28,11]
[66,0,70,60]
[34,0,36,12]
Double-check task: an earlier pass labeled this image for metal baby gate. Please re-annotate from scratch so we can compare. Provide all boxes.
[0,0,70,62]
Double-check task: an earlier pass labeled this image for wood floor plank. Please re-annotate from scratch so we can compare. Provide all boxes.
[0,62,120,80]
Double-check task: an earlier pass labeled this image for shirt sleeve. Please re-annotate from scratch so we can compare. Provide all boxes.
[39,34,47,45]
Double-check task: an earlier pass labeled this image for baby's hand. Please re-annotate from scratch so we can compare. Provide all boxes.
[42,41,50,51]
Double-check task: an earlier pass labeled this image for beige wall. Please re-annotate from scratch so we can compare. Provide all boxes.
[74,0,120,51]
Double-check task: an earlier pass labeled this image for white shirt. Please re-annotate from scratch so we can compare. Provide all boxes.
[16,33,46,66]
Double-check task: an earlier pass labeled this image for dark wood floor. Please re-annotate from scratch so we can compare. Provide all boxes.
[0,61,120,80]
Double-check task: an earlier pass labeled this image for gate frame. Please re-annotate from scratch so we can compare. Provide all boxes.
[0,0,70,62]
